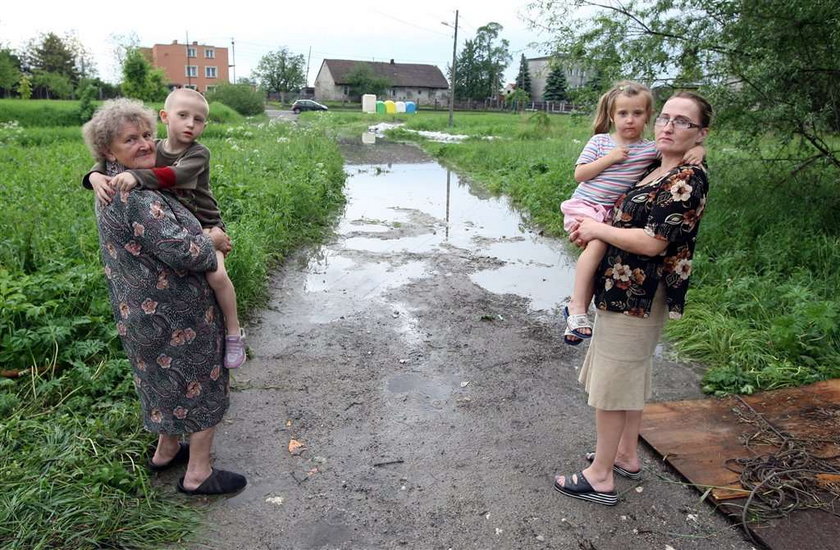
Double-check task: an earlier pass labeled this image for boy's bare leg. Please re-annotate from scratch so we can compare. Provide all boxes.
[566,238,607,337]
[205,251,240,336]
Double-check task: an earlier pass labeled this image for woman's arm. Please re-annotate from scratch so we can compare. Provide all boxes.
[569,219,668,257]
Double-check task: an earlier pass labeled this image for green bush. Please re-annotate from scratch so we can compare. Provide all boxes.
[207,101,244,124]
[206,84,265,116]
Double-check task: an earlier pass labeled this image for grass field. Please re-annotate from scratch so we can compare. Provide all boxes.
[0,107,346,549]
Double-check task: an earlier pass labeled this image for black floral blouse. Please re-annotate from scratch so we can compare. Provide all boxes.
[593,163,708,319]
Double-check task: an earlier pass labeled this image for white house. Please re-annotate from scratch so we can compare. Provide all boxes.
[314,59,450,103]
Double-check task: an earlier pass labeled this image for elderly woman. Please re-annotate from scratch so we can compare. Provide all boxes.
[82,99,246,495]
[554,92,712,505]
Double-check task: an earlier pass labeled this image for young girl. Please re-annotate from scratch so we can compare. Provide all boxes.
[561,81,703,345]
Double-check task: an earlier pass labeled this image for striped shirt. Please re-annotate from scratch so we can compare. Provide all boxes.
[573,134,659,206]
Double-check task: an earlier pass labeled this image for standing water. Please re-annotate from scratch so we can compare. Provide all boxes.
[302,144,577,316]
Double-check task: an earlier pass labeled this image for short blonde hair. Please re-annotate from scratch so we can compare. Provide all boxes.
[164,87,209,114]
[82,98,157,162]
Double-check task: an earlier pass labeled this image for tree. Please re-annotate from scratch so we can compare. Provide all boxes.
[252,47,306,99]
[18,74,31,99]
[23,33,79,84]
[344,63,390,98]
[0,49,21,98]
[543,63,568,102]
[32,71,72,99]
[515,54,532,96]
[454,22,511,101]
[77,81,97,122]
[506,88,530,112]
[527,0,840,170]
[120,47,167,102]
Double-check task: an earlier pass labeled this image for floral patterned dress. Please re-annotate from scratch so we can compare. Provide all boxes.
[593,163,709,319]
[96,181,229,434]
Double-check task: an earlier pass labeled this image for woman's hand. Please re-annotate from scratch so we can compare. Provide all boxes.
[206,227,232,254]
[568,217,603,248]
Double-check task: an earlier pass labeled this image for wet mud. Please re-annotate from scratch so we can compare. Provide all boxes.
[177,136,752,549]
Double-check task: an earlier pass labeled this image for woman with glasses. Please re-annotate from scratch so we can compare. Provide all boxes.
[554,92,712,506]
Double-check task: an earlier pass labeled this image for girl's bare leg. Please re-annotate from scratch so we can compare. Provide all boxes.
[566,238,607,338]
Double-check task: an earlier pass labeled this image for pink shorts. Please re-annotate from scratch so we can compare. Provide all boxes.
[560,198,613,233]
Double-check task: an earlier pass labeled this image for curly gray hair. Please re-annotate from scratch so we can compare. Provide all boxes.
[82,98,157,162]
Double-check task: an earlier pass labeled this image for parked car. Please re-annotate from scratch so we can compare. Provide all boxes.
[291,99,328,114]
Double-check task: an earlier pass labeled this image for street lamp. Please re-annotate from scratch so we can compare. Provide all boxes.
[441,10,459,128]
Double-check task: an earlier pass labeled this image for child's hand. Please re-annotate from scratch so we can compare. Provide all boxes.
[111,172,139,192]
[606,145,630,164]
[89,173,115,206]
[683,144,706,165]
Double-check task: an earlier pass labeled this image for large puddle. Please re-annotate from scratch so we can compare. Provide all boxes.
[303,143,577,314]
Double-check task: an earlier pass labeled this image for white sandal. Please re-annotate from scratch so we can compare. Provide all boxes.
[563,306,592,345]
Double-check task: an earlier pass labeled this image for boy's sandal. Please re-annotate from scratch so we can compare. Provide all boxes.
[148,442,190,472]
[584,451,643,481]
[553,471,618,506]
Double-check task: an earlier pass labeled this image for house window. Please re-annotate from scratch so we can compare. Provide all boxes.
[186,66,198,78]
[187,47,196,58]
[205,49,215,59]
[184,84,197,90]
[343,86,349,96]
[206,85,217,92]
[205,66,217,78]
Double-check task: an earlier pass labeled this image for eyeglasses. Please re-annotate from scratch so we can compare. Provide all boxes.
[654,115,702,130]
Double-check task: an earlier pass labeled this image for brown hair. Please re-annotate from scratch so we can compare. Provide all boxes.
[669,91,713,128]
[82,98,157,162]
[592,80,653,134]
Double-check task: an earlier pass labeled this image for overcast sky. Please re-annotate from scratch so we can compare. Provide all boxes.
[1,1,553,86]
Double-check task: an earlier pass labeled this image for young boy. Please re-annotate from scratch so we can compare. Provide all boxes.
[84,88,246,369]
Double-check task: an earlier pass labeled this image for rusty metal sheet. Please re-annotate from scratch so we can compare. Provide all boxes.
[641,379,840,550]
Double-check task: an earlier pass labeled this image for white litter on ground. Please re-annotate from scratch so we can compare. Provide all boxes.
[367,122,492,143]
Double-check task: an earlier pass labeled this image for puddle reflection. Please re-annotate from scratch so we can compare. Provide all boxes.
[306,160,577,312]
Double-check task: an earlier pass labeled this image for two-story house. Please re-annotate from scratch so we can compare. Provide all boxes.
[141,40,230,92]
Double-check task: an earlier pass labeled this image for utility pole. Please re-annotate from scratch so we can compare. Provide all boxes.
[447,10,459,128]
[230,38,236,83]
[186,31,192,88]
[306,46,312,90]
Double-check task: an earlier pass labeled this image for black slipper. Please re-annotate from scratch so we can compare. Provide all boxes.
[177,468,247,496]
[148,442,190,472]
[584,451,643,480]
[553,471,618,506]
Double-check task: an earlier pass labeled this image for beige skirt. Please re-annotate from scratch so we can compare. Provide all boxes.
[578,286,667,411]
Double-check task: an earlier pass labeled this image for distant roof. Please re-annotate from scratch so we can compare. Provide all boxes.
[321,59,449,89]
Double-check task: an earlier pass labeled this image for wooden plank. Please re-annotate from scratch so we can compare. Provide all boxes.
[641,379,840,550]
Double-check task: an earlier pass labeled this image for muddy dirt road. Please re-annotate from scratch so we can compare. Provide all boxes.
[187,139,753,549]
